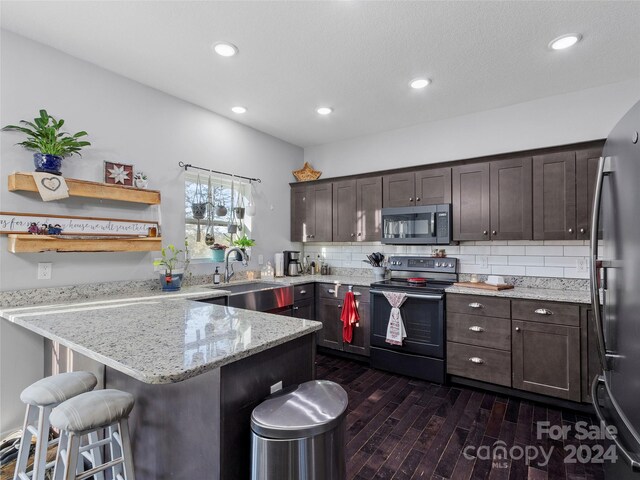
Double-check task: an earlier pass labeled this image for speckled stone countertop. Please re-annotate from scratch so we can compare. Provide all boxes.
[0,289,321,385]
[445,285,592,304]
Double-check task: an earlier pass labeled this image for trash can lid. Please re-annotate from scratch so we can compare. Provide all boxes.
[251,380,348,439]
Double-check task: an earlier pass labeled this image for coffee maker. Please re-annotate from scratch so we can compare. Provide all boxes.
[283,250,302,276]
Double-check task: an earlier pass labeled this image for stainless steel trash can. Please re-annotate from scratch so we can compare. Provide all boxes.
[250,380,348,480]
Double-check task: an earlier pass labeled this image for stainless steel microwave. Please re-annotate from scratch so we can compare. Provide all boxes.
[381,204,452,245]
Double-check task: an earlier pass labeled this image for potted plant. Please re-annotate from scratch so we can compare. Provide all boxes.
[2,109,91,176]
[232,234,256,260]
[154,241,190,291]
[210,243,227,262]
[134,172,148,189]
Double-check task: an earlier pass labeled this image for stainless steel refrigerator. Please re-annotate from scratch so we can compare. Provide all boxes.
[591,99,640,479]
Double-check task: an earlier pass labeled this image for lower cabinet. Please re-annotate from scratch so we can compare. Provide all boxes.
[316,283,370,357]
[292,283,316,320]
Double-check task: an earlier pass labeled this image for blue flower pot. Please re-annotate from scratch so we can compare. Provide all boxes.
[160,273,183,291]
[211,249,225,262]
[34,153,63,175]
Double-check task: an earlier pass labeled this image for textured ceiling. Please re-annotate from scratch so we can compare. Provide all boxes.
[1,1,639,147]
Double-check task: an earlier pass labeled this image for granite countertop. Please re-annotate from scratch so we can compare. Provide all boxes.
[445,285,591,304]
[0,292,321,385]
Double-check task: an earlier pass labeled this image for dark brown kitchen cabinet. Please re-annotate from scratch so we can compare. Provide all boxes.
[293,283,316,321]
[533,151,577,240]
[576,147,603,240]
[512,319,581,402]
[332,180,357,242]
[355,177,382,241]
[316,284,370,356]
[452,163,490,240]
[581,306,601,403]
[290,183,332,242]
[490,157,532,240]
[383,167,451,208]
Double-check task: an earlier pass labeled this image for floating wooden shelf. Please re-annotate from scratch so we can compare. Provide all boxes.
[8,235,162,253]
[8,172,161,205]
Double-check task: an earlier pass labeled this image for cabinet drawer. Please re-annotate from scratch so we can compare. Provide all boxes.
[447,342,511,387]
[294,283,314,301]
[317,284,370,302]
[511,299,579,326]
[446,294,510,319]
[447,313,511,351]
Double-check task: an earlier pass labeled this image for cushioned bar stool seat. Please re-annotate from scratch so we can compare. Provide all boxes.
[14,372,97,480]
[50,389,136,480]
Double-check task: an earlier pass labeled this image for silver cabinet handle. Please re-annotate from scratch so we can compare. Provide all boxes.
[469,357,484,364]
[416,197,421,202]
[468,302,483,309]
[580,228,586,234]
[353,291,362,296]
[534,308,553,315]
[492,230,497,235]
[357,232,362,237]
[468,326,484,332]
[293,306,299,310]
[515,327,521,332]
[337,305,342,308]
[299,290,306,295]
[409,197,413,202]
[569,228,574,233]
[351,233,355,237]
[328,289,335,294]
[483,230,488,235]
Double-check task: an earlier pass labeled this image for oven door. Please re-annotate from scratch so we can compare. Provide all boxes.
[370,289,445,358]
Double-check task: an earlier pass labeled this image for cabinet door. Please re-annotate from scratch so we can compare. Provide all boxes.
[356,177,382,242]
[581,306,601,403]
[312,184,333,242]
[533,151,576,240]
[293,300,315,321]
[316,297,343,350]
[304,185,316,241]
[415,167,451,205]
[512,320,581,401]
[290,185,308,242]
[490,157,532,240]
[332,180,357,242]
[576,148,603,241]
[342,292,371,357]
[452,163,490,241]
[383,172,415,207]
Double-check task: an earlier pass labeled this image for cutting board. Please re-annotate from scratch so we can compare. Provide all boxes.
[453,282,514,291]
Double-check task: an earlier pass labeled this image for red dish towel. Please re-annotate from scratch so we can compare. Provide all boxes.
[341,291,360,343]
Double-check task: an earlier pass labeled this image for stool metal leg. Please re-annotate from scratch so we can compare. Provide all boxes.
[13,404,37,480]
[118,420,135,480]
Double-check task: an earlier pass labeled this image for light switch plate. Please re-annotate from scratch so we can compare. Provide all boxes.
[577,258,589,273]
[479,256,489,268]
[38,262,52,280]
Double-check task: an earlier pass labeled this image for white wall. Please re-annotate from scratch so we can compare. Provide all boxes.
[304,79,640,177]
[0,30,303,292]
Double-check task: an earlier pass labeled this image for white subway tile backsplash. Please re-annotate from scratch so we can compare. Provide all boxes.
[525,266,565,278]
[543,240,584,246]
[491,265,526,276]
[508,240,543,246]
[563,267,590,279]
[487,256,509,265]
[508,256,544,266]
[459,264,492,275]
[456,255,477,265]
[545,256,580,267]
[491,246,525,256]
[525,245,564,256]
[460,245,491,255]
[474,240,508,246]
[563,245,590,257]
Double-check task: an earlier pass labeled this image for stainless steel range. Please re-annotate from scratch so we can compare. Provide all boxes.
[370,256,458,383]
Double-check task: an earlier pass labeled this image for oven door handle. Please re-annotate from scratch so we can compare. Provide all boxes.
[370,290,444,301]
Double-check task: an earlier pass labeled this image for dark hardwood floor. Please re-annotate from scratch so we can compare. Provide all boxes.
[315,354,605,480]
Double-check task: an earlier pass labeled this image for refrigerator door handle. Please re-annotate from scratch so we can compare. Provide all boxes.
[590,156,610,372]
[591,376,640,471]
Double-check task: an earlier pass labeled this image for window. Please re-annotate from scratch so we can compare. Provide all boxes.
[185,173,252,260]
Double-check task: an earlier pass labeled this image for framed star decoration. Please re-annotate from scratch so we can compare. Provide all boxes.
[104,161,134,186]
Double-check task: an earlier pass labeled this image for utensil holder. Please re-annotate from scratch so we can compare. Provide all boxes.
[372,266,386,281]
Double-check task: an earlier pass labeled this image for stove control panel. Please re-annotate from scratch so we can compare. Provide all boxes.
[387,256,457,273]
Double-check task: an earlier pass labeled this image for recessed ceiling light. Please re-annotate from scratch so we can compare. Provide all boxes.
[317,107,333,115]
[213,42,238,57]
[231,106,247,114]
[548,34,582,50]
[410,78,431,89]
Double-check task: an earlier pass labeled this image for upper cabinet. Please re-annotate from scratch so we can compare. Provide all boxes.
[333,177,382,242]
[290,183,332,242]
[576,148,603,240]
[490,157,533,240]
[383,167,451,208]
[452,163,490,241]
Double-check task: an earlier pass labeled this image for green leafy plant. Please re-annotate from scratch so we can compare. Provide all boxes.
[2,109,90,157]
[232,234,256,248]
[154,240,190,278]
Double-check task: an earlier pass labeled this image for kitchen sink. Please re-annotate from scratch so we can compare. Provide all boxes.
[203,282,294,312]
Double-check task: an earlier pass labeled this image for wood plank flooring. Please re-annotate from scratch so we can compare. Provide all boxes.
[315,354,605,480]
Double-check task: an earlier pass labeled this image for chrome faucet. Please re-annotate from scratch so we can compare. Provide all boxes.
[224,247,249,283]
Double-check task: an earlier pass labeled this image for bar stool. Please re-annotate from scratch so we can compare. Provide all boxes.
[50,389,135,480]
[13,371,97,480]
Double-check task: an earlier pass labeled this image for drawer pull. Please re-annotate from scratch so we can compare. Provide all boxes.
[353,291,361,296]
[293,306,299,311]
[534,308,553,315]
[468,326,485,332]
[469,357,484,365]
[328,289,335,294]
[468,302,483,309]
[299,290,306,295]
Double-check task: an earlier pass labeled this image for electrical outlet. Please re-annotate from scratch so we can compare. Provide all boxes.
[270,381,283,394]
[38,262,52,280]
[258,254,264,265]
[479,256,489,268]
[577,258,589,273]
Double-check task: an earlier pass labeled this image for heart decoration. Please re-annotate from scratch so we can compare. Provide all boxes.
[41,177,61,191]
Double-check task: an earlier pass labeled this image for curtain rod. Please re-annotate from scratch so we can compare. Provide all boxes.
[178,161,262,183]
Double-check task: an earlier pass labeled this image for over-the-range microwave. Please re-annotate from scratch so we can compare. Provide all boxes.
[381,204,452,245]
